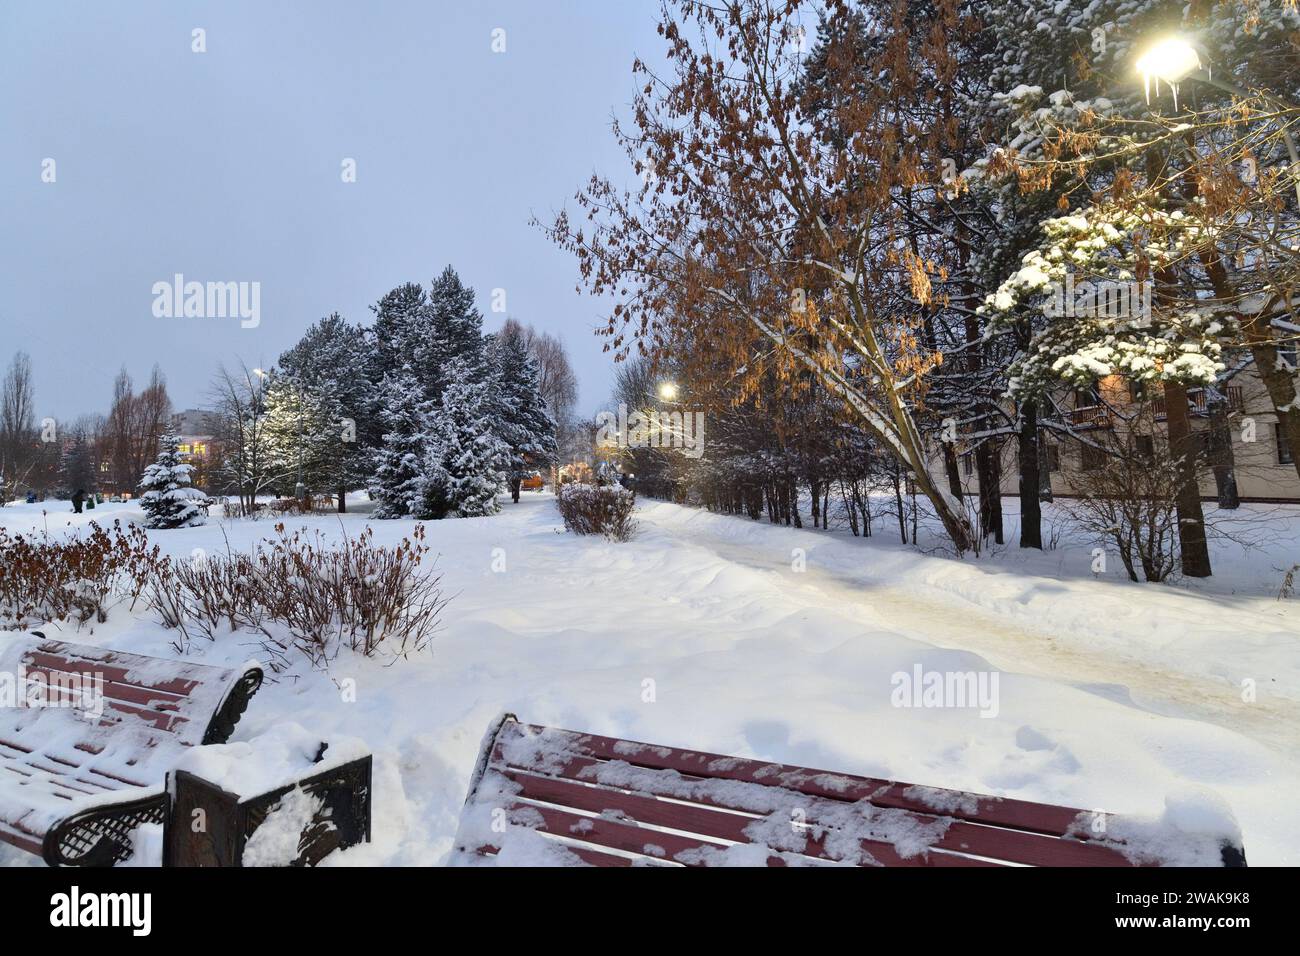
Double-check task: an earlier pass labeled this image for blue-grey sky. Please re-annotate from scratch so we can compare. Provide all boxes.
[1,0,661,423]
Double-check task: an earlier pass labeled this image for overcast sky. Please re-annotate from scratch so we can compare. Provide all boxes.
[1,0,662,423]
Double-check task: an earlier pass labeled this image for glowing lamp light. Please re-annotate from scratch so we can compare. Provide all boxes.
[1135,36,1204,107]
[658,381,679,401]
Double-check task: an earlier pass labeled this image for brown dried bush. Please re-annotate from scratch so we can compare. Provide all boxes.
[0,521,161,630]
[147,523,447,668]
[556,484,637,541]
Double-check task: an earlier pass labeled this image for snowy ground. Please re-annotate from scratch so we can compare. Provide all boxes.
[1,492,1297,866]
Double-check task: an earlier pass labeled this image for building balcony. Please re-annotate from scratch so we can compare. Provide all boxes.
[1152,386,1243,419]
[1068,405,1112,428]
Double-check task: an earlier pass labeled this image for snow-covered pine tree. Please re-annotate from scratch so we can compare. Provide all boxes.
[370,282,431,388]
[421,360,508,518]
[427,266,486,389]
[369,366,435,518]
[271,313,377,510]
[138,431,206,529]
[486,328,557,502]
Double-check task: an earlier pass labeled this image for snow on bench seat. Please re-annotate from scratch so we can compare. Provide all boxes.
[451,715,1246,867]
[0,632,262,865]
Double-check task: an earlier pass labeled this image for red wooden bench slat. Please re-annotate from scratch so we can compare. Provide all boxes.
[25,649,201,697]
[477,842,653,867]
[21,663,189,710]
[502,769,1003,867]
[84,766,151,788]
[0,828,43,856]
[456,717,1241,868]
[517,722,1086,838]
[504,798,733,864]
[96,699,189,733]
[491,749,1133,868]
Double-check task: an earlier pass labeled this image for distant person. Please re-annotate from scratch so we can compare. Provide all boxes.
[71,489,85,514]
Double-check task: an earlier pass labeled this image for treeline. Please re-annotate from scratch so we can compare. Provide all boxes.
[610,356,926,544]
[0,354,171,504]
[2,267,579,519]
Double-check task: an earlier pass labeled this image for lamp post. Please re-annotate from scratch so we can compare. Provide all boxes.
[1134,35,1300,205]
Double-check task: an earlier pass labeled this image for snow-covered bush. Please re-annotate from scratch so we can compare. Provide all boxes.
[0,521,159,629]
[147,523,447,668]
[139,431,207,529]
[556,484,637,541]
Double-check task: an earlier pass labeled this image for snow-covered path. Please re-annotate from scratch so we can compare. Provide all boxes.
[642,504,1300,755]
[1,494,1296,866]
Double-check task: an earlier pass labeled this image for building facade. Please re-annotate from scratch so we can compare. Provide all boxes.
[941,363,1299,504]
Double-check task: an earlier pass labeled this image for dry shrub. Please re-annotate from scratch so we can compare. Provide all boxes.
[0,521,161,629]
[1065,433,1183,582]
[147,523,447,668]
[1280,564,1299,600]
[556,484,637,541]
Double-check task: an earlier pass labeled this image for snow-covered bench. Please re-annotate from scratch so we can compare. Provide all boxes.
[452,715,1247,867]
[0,633,263,866]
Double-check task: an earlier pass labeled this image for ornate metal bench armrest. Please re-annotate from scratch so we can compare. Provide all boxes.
[43,791,169,867]
[202,667,264,745]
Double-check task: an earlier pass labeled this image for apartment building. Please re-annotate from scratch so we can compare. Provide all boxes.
[943,363,1299,504]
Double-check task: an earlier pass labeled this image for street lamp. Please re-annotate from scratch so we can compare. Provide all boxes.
[1135,35,1300,204]
[1134,35,1203,105]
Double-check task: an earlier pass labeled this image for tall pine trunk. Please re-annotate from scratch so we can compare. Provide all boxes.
[1207,399,1239,510]
[975,442,1004,544]
[1017,401,1043,549]
[1149,148,1211,577]
[1164,380,1212,577]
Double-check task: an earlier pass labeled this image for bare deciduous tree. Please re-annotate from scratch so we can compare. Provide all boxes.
[207,362,289,514]
[0,352,38,504]
[104,365,171,495]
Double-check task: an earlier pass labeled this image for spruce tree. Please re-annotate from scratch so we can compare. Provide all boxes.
[369,366,435,518]
[269,313,377,510]
[487,329,557,502]
[421,360,508,518]
[138,431,206,529]
[427,266,486,388]
[370,282,430,386]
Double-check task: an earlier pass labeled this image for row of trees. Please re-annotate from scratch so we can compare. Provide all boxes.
[4,267,576,520]
[0,352,173,505]
[609,354,927,544]
[549,0,1300,578]
[205,267,561,518]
